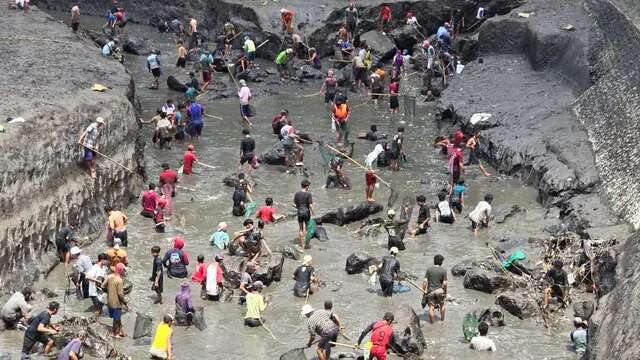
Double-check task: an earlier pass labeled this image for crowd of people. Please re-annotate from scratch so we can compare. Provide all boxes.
[2,1,589,359]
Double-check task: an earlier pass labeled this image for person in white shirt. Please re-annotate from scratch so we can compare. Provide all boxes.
[71,247,92,298]
[468,193,493,236]
[470,321,496,351]
[435,192,455,224]
[85,253,108,321]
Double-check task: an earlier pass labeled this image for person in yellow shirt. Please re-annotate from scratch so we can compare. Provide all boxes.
[150,314,174,359]
[105,206,128,247]
[244,281,268,327]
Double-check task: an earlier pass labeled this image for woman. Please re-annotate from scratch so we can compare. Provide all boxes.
[307,48,321,70]
[174,282,194,326]
[389,78,400,113]
[150,315,174,360]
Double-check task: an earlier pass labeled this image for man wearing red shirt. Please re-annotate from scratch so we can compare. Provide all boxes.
[140,183,158,218]
[255,197,285,223]
[450,147,464,185]
[159,163,178,197]
[378,5,392,34]
[182,144,198,175]
[356,312,397,360]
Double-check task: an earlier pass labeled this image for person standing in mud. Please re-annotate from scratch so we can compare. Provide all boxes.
[388,127,404,171]
[365,168,377,202]
[106,238,128,272]
[187,15,199,49]
[332,100,350,145]
[378,247,400,297]
[105,206,127,247]
[147,50,162,90]
[70,4,80,33]
[223,22,236,58]
[377,4,392,35]
[163,237,190,279]
[199,49,214,92]
[186,99,205,140]
[244,281,268,327]
[149,315,174,360]
[238,79,253,126]
[86,253,108,320]
[389,77,400,113]
[21,301,60,357]
[140,183,158,218]
[150,246,164,304]
[469,193,493,236]
[356,312,398,358]
[320,70,338,107]
[176,40,187,70]
[294,179,314,248]
[159,163,178,198]
[182,144,198,175]
[345,3,358,39]
[411,195,430,236]
[243,36,256,67]
[55,223,76,264]
[205,254,225,301]
[302,304,339,360]
[238,128,256,176]
[384,209,407,250]
[280,8,294,34]
[422,254,448,323]
[466,132,491,176]
[275,48,294,80]
[103,263,128,339]
[78,116,104,179]
[293,255,317,298]
[543,259,569,307]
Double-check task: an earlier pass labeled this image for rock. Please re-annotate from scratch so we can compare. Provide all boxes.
[573,300,595,321]
[495,291,537,319]
[359,30,396,61]
[475,307,506,327]
[167,75,187,93]
[222,173,238,187]
[592,249,617,296]
[260,147,286,166]
[296,65,324,80]
[274,245,303,260]
[345,252,375,274]
[41,288,58,298]
[451,260,476,277]
[390,25,421,51]
[121,36,153,55]
[332,67,351,87]
[492,204,523,224]
[391,305,426,356]
[463,269,511,294]
[252,253,285,286]
[316,202,384,226]
[454,35,480,62]
[133,312,153,339]
[53,315,130,359]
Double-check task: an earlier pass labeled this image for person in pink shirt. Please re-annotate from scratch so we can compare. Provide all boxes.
[238,80,253,126]
[140,183,158,218]
[191,255,206,285]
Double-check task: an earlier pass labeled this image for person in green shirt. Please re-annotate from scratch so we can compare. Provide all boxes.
[275,48,294,80]
[244,281,267,327]
[210,222,229,249]
[243,36,256,67]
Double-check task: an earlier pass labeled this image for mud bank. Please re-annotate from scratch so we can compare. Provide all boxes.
[0,6,141,289]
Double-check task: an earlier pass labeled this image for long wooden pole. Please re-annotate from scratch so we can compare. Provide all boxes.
[329,342,359,350]
[81,144,135,174]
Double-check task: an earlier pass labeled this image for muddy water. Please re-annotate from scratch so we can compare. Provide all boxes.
[0,16,574,359]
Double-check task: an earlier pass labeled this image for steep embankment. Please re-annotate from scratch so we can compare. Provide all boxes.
[0,6,142,289]
[578,0,640,358]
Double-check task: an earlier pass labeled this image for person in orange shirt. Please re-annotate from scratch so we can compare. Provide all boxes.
[332,102,351,145]
[105,206,128,247]
[280,8,294,34]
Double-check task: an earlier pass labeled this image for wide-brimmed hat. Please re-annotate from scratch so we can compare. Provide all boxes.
[96,117,105,124]
[302,255,312,265]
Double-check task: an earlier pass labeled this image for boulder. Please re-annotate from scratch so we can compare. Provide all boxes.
[463,269,511,294]
[53,315,130,359]
[451,260,477,277]
[316,202,384,226]
[260,146,286,166]
[492,204,523,224]
[252,253,285,286]
[167,75,187,93]
[390,25,421,51]
[390,305,426,356]
[274,245,304,260]
[592,249,617,296]
[345,252,377,274]
[495,292,537,319]
[332,67,352,86]
[222,173,238,187]
[573,300,595,321]
[122,36,153,55]
[360,30,396,61]
[133,312,153,339]
[300,65,324,80]
[475,307,506,327]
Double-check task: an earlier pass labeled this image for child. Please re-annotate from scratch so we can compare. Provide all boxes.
[449,178,466,213]
[412,195,430,235]
[154,198,167,233]
[150,246,164,304]
[191,254,206,284]
[256,197,285,223]
[210,222,230,249]
[365,169,377,203]
[435,191,455,224]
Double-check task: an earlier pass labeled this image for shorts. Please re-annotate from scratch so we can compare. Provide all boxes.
[176,57,186,68]
[22,333,50,353]
[240,104,251,118]
[549,284,564,299]
[109,307,122,321]
[297,212,310,225]
[369,345,387,360]
[91,296,104,309]
[240,152,254,165]
[318,327,339,356]
[337,121,348,133]
[439,214,454,224]
[151,68,161,78]
[387,150,399,160]
[140,209,154,218]
[71,22,79,32]
[247,52,256,61]
[390,96,399,109]
[354,67,366,82]
[468,147,480,165]
[244,318,262,327]
[189,122,203,137]
[113,230,128,247]
[371,87,383,100]
[346,20,356,34]
[206,294,220,301]
[84,148,96,161]
[202,70,212,82]
[324,92,336,104]
[422,289,446,308]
